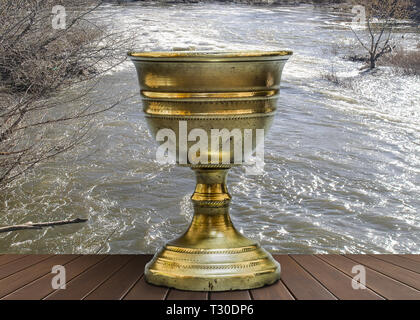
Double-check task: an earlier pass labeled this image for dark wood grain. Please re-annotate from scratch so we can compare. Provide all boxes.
[45,255,132,300]
[124,276,169,300]
[84,255,148,300]
[317,255,420,300]
[0,255,51,280]
[398,255,420,263]
[250,279,294,300]
[291,255,383,300]
[275,255,336,300]
[0,255,77,298]
[0,254,27,267]
[2,255,104,300]
[373,255,420,274]
[346,254,420,291]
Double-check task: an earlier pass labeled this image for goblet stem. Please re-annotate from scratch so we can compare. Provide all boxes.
[144,168,281,291]
[170,168,253,249]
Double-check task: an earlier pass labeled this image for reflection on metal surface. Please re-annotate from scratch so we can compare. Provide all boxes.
[129,50,292,291]
[128,50,293,60]
[141,90,277,99]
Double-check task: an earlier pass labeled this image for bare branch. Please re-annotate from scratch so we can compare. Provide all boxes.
[0,218,88,233]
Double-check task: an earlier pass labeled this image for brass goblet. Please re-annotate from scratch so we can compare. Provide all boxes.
[128,50,292,291]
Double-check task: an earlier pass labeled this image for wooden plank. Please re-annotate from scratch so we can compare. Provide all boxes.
[0,254,27,267]
[318,255,420,300]
[84,255,148,300]
[0,254,417,300]
[250,279,294,300]
[209,290,251,300]
[346,255,420,291]
[0,255,77,298]
[0,255,51,280]
[124,276,169,300]
[45,255,132,300]
[373,255,420,274]
[291,255,382,300]
[166,289,208,300]
[399,255,420,263]
[2,255,104,300]
[274,255,336,300]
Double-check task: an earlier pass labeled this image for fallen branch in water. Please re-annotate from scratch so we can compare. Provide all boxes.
[0,218,88,233]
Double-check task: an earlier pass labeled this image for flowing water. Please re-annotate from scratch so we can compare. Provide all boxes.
[1,3,419,254]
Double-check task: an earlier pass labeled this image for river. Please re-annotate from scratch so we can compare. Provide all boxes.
[0,2,419,254]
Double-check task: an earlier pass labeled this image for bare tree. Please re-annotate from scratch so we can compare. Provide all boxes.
[0,0,131,188]
[350,0,414,69]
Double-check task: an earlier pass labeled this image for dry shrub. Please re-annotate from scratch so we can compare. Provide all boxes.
[321,64,355,89]
[0,0,131,187]
[380,48,420,75]
[321,67,341,85]
[0,1,121,95]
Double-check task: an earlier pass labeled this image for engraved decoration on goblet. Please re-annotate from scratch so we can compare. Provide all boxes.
[128,50,292,291]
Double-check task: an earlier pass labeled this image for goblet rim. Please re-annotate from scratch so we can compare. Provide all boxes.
[127,50,293,61]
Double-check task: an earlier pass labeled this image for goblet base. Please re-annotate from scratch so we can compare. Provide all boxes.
[144,242,280,291]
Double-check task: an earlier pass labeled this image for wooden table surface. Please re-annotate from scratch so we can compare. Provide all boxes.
[0,254,419,300]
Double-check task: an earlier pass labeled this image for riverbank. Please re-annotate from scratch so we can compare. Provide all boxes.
[106,0,419,19]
